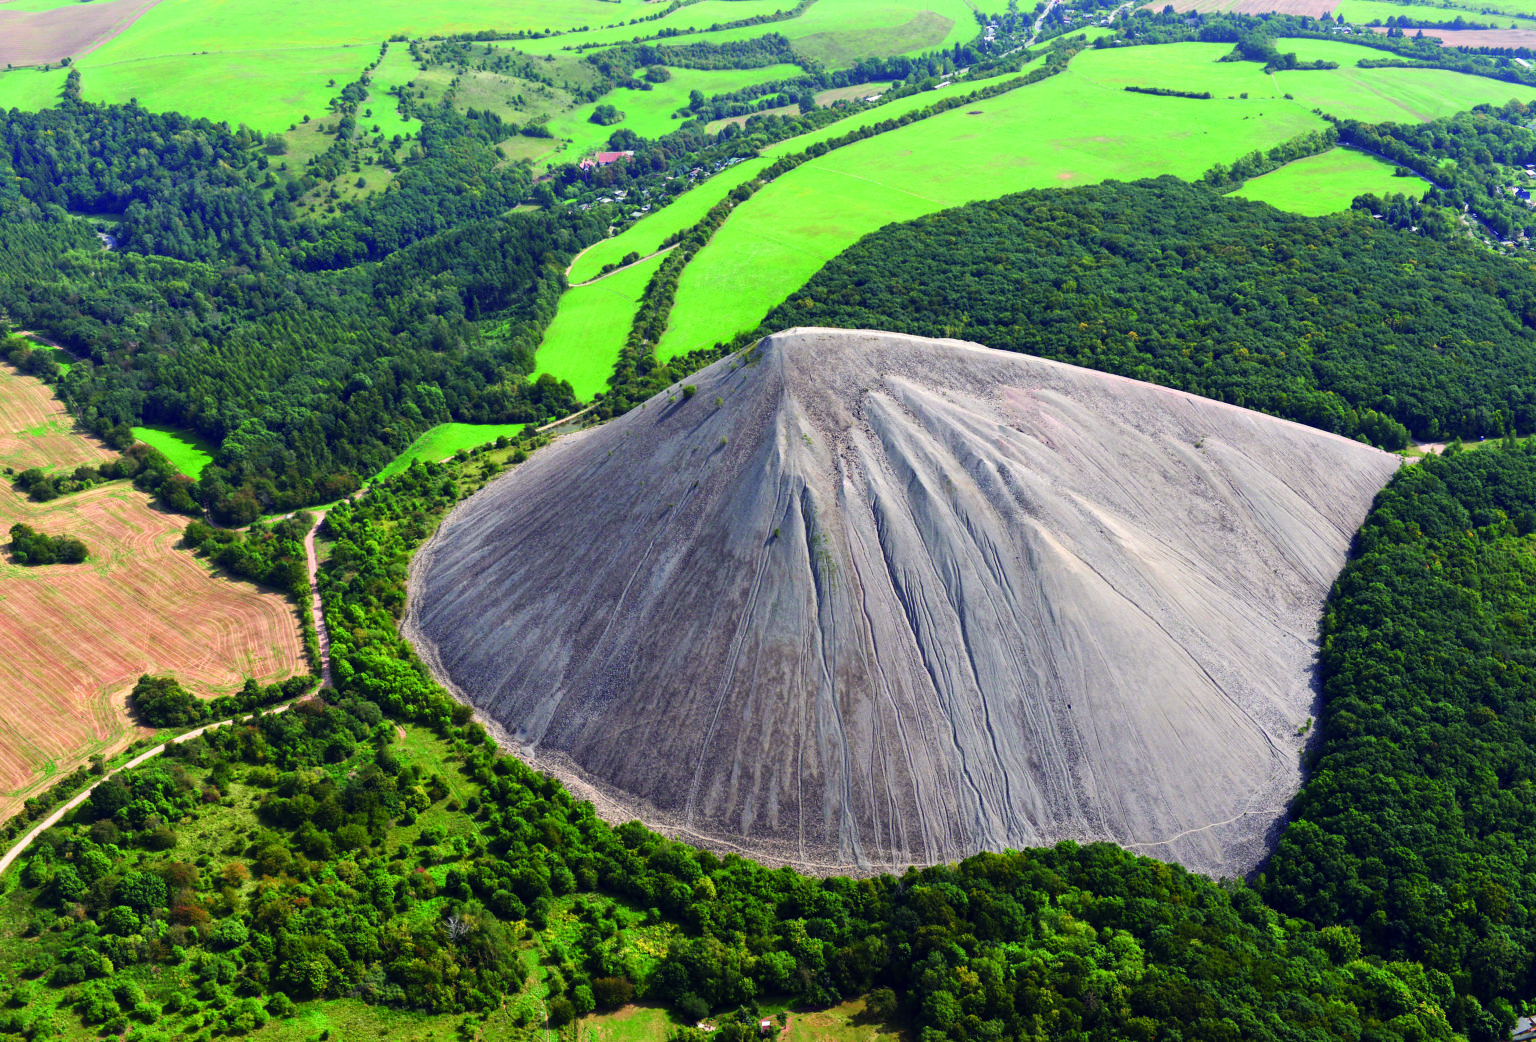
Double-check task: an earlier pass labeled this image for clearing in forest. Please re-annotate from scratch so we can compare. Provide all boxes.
[0,365,303,820]
[1230,146,1424,214]
[131,425,216,480]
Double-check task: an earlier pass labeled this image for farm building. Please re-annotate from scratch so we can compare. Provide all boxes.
[579,150,635,171]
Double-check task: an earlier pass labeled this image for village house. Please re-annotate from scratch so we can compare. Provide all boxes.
[578,149,635,171]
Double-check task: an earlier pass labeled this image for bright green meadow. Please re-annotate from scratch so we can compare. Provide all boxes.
[514,0,980,66]
[1336,0,1536,24]
[547,63,803,157]
[131,425,216,479]
[1272,43,1536,122]
[374,423,530,481]
[1230,146,1426,214]
[566,63,1040,284]
[73,47,370,131]
[536,250,671,399]
[0,66,68,111]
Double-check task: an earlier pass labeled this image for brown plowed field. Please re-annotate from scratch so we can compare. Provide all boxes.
[0,364,303,818]
[1175,0,1334,13]
[1372,25,1536,47]
[0,0,161,67]
[0,370,112,473]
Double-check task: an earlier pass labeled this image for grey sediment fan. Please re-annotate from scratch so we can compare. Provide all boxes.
[404,328,1401,877]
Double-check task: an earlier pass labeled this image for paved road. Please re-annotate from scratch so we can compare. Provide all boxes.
[0,704,293,878]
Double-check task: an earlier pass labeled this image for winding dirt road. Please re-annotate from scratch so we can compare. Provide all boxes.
[0,703,293,878]
[305,512,333,689]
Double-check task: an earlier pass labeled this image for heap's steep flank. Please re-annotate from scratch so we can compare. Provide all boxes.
[406,328,1401,876]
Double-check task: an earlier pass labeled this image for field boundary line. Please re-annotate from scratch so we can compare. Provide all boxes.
[568,244,678,287]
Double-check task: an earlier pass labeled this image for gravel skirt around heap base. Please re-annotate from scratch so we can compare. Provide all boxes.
[404,327,1402,877]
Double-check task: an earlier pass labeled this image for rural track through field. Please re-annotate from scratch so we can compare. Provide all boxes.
[0,702,297,879]
[567,244,677,287]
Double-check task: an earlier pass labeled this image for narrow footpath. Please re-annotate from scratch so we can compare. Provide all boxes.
[0,703,294,878]
[305,512,333,688]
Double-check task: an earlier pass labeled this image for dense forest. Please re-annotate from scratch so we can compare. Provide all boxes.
[0,90,600,521]
[758,177,1536,445]
[0,451,1464,1042]
[1264,443,1536,1038]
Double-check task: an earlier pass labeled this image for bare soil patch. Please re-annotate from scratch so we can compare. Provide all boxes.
[1173,0,1333,13]
[0,369,111,474]
[1371,24,1536,47]
[0,0,162,67]
[0,365,303,819]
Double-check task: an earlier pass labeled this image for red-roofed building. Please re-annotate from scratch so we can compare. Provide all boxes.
[579,150,635,170]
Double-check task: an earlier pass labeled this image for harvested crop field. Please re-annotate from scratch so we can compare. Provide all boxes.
[0,366,303,818]
[1375,26,1536,47]
[0,367,111,473]
[1173,0,1334,15]
[408,328,1402,877]
[0,0,160,67]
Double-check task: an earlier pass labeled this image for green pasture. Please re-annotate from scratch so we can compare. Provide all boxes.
[1273,44,1536,121]
[508,0,805,55]
[132,425,217,479]
[1431,0,1536,16]
[566,64,1038,283]
[1068,39,1280,94]
[656,43,1327,360]
[1230,146,1425,214]
[374,423,529,481]
[548,63,802,151]
[76,46,371,131]
[1337,0,1536,23]
[0,66,68,112]
[514,0,981,68]
[83,0,655,63]
[570,159,770,282]
[363,43,422,141]
[536,250,670,400]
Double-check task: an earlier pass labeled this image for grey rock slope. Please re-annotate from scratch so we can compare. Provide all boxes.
[406,328,1401,876]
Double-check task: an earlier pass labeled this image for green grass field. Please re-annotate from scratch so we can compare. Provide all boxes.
[0,66,68,111]
[655,43,1327,360]
[1273,43,1536,122]
[374,422,530,481]
[514,0,981,67]
[536,250,670,399]
[363,42,423,141]
[2,0,659,130]
[548,63,803,153]
[84,0,654,61]
[565,64,1038,283]
[569,159,770,283]
[509,0,805,55]
[76,46,374,131]
[131,425,216,479]
[1336,0,1536,24]
[1230,146,1426,214]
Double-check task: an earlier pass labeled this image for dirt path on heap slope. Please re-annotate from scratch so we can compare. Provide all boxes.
[405,328,1403,878]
